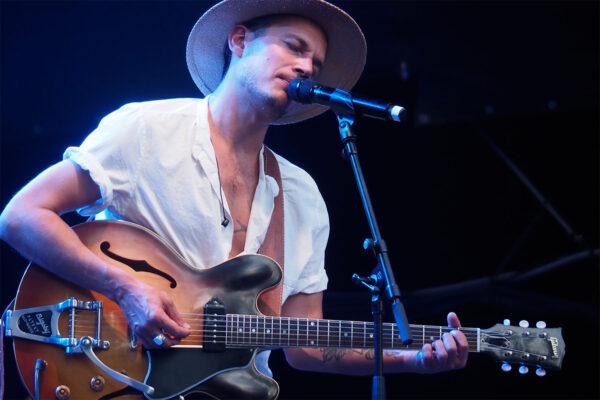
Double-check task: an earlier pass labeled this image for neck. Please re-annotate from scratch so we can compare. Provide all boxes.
[207,81,273,156]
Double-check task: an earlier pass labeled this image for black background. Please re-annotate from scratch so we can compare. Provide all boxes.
[1,1,598,399]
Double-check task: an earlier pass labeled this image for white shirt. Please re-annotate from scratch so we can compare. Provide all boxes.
[64,97,329,304]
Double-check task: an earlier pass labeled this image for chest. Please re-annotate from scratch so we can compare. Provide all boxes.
[218,162,259,257]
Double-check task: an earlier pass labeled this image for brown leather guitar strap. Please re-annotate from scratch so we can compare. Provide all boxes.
[256,147,284,317]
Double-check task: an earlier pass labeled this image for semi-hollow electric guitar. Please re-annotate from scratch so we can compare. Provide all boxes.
[5,220,565,400]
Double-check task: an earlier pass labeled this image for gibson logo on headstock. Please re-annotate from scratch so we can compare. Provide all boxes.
[549,337,559,358]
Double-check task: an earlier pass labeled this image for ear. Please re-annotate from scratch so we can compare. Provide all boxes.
[228,25,249,58]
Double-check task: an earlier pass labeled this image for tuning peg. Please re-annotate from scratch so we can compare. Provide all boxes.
[519,365,529,375]
[535,367,547,377]
[503,319,511,326]
[536,321,547,329]
[519,320,529,328]
[501,362,512,372]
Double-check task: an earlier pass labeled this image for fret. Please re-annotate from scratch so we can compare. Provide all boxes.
[270,317,274,347]
[439,325,442,341]
[363,322,366,348]
[259,316,264,346]
[296,318,300,347]
[305,319,309,347]
[241,315,246,346]
[390,322,394,349]
[274,316,281,347]
[238,315,243,346]
[350,321,354,348]
[255,315,260,346]
[242,314,246,346]
[366,322,375,349]
[307,320,317,347]
[234,314,238,346]
[261,316,266,346]
[225,315,229,346]
[318,320,327,348]
[251,315,257,346]
[246,315,251,346]
[340,321,352,348]
[285,317,290,347]
[304,318,308,347]
[287,318,297,347]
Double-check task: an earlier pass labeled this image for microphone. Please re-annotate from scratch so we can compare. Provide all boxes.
[287,78,406,122]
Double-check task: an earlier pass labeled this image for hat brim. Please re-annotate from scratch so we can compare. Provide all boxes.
[186,0,367,125]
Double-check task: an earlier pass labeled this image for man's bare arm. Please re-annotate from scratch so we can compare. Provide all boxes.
[0,160,190,347]
[281,292,468,375]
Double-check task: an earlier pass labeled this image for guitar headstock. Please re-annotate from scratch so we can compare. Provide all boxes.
[480,320,565,375]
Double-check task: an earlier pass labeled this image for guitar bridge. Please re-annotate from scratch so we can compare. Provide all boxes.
[5,297,110,354]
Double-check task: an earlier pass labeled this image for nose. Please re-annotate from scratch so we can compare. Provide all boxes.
[293,57,314,79]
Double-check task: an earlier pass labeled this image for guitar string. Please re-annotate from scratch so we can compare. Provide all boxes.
[71,312,494,337]
[67,331,480,346]
[71,316,494,340]
[75,310,494,331]
[71,318,482,348]
[72,314,486,334]
[70,327,483,348]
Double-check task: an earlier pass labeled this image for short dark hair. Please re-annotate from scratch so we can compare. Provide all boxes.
[221,14,324,78]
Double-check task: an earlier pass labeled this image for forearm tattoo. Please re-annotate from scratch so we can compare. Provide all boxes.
[320,348,374,363]
[320,349,403,364]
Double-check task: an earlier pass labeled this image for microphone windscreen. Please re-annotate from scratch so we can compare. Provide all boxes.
[287,78,315,103]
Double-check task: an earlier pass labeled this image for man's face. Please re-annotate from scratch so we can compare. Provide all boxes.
[236,16,327,118]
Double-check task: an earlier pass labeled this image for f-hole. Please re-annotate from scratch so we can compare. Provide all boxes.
[100,241,177,288]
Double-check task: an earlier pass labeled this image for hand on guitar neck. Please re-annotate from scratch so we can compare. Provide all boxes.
[413,312,469,373]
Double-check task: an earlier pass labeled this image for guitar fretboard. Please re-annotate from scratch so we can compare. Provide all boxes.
[213,314,480,352]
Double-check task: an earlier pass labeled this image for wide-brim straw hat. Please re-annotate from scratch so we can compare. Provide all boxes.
[186,0,367,125]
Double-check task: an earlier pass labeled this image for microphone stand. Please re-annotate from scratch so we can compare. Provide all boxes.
[335,112,413,400]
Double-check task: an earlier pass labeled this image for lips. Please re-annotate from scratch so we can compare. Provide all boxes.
[277,76,292,86]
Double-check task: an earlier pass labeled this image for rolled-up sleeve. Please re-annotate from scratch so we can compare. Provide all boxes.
[63,103,146,216]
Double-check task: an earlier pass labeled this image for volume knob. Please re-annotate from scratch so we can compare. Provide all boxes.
[55,385,71,400]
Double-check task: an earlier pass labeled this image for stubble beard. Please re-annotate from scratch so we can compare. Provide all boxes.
[241,74,289,122]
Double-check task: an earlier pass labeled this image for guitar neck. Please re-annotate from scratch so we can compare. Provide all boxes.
[219,314,480,352]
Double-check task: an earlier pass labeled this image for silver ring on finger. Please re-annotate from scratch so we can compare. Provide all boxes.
[153,333,167,346]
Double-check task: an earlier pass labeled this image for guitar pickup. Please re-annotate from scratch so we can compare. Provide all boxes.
[203,297,226,352]
[5,297,110,354]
